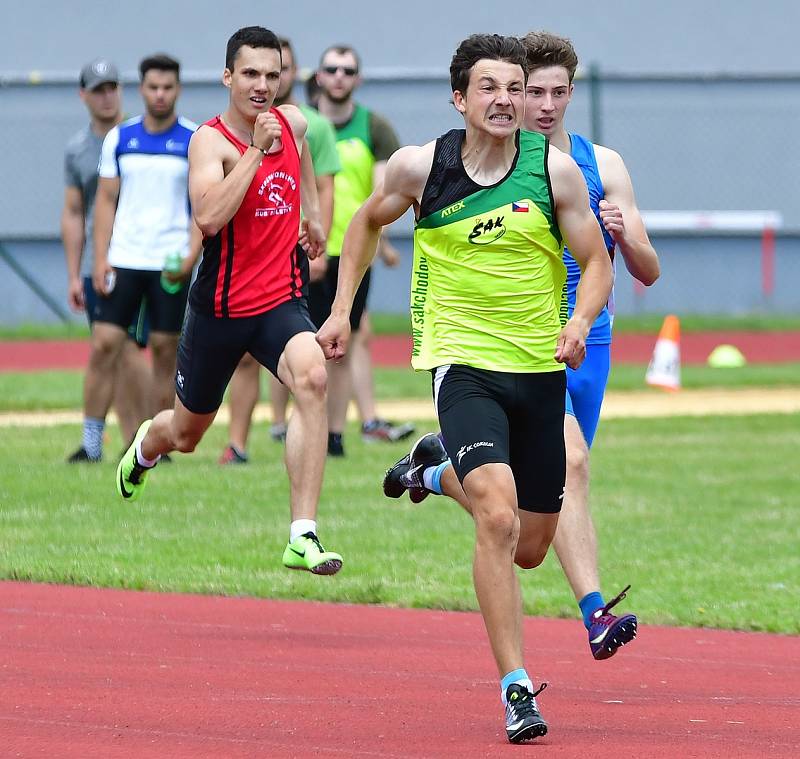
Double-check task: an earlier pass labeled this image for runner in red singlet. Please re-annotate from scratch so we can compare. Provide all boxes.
[116,26,343,576]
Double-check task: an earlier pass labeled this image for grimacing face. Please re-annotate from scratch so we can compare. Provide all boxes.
[453,58,525,138]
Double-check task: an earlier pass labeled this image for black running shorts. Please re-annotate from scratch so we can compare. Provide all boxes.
[308,255,371,331]
[433,364,566,514]
[175,298,317,414]
[93,267,188,334]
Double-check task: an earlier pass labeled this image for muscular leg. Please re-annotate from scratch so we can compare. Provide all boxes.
[277,332,328,520]
[112,340,151,444]
[148,331,180,414]
[464,463,526,677]
[84,322,129,420]
[227,353,261,452]
[551,415,599,600]
[141,396,217,459]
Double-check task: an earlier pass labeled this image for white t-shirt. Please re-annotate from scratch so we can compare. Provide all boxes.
[98,115,197,270]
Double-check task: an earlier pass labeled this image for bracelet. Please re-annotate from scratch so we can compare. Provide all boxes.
[249,139,268,156]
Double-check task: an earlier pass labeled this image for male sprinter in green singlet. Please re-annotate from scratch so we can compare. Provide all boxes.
[219,35,341,464]
[317,34,613,743]
[315,44,414,456]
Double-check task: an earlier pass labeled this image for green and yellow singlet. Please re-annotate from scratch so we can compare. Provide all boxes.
[411,129,566,373]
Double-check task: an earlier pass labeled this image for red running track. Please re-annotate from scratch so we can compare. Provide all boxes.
[1,332,799,371]
[1,581,798,758]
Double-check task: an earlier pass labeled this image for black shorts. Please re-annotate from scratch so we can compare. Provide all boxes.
[83,276,149,347]
[176,299,317,414]
[93,267,188,334]
[308,255,371,331]
[433,364,566,514]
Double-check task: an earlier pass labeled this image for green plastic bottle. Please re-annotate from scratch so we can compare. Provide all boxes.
[160,251,184,294]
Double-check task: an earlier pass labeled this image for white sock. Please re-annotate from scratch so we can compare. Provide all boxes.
[83,417,105,460]
[136,440,160,468]
[290,519,317,542]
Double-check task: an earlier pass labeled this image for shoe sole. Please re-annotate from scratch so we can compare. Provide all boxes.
[508,721,548,743]
[593,615,638,660]
[284,558,343,576]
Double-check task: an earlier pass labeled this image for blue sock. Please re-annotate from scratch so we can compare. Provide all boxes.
[500,668,531,703]
[579,591,605,630]
[422,461,449,494]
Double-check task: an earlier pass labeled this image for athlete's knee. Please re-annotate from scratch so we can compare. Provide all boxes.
[565,435,589,481]
[474,506,519,546]
[293,362,328,401]
[171,424,204,453]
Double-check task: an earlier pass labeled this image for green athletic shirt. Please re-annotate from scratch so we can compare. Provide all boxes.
[328,104,400,256]
[299,104,340,177]
[411,129,566,373]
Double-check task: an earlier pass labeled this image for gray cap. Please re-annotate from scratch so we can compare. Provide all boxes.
[79,58,120,90]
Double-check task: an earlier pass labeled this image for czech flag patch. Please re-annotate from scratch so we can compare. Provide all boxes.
[512,201,529,212]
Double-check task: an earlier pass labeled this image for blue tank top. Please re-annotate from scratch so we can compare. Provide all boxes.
[564,133,615,345]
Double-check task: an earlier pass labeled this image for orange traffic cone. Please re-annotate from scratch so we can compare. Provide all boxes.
[646,314,681,391]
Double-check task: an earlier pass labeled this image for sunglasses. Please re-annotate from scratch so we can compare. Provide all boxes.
[322,65,358,76]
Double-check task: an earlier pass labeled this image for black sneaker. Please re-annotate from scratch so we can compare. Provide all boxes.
[504,683,548,744]
[67,446,101,463]
[328,432,344,457]
[383,433,447,503]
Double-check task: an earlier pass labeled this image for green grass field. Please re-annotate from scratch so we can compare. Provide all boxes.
[1,362,799,413]
[1,413,798,634]
[3,311,800,340]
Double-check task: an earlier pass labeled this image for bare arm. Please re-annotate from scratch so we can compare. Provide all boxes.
[316,173,335,236]
[190,115,281,237]
[92,176,119,295]
[61,186,86,311]
[317,143,433,359]
[596,145,660,286]
[550,149,614,368]
[372,159,400,266]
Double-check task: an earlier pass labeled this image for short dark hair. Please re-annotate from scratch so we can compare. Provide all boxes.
[305,72,321,107]
[226,26,282,71]
[278,36,295,61]
[318,44,360,73]
[139,54,180,82]
[450,34,528,94]
[520,31,579,82]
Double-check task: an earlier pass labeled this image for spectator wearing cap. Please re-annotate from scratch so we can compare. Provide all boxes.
[63,57,152,462]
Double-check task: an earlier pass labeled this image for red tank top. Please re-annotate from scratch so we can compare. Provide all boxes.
[189,110,306,318]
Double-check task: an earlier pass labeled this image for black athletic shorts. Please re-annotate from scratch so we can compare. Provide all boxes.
[83,276,148,347]
[175,298,317,414]
[93,267,188,334]
[433,364,567,514]
[308,255,371,331]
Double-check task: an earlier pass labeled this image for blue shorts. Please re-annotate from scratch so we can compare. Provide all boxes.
[565,343,611,448]
[83,276,149,348]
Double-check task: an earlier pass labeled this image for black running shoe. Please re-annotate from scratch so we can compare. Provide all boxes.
[67,446,101,463]
[328,432,344,457]
[382,433,447,503]
[504,683,548,744]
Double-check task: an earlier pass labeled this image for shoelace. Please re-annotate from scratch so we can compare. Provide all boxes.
[598,585,632,616]
[509,683,548,719]
[301,532,325,552]
[399,463,425,489]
